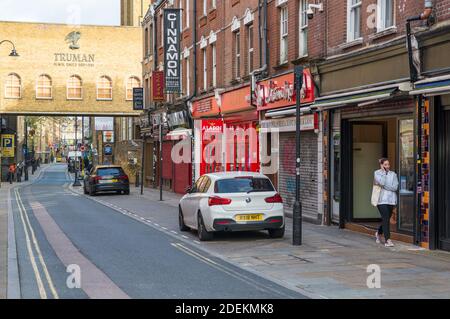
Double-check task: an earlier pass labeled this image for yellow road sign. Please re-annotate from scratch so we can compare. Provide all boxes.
[1,134,15,158]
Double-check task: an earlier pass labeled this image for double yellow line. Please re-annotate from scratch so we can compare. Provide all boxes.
[14,188,59,299]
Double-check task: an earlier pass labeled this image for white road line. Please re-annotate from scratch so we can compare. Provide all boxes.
[181,235,189,239]
[170,231,178,235]
[15,189,59,299]
[14,189,47,299]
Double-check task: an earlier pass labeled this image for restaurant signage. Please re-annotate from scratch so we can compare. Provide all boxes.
[164,9,182,92]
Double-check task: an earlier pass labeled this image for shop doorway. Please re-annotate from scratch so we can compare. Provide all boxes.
[341,117,415,239]
[436,99,450,251]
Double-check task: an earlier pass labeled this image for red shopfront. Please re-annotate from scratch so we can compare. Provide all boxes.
[192,85,261,179]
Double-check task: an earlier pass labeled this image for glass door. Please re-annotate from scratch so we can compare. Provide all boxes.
[398,119,415,233]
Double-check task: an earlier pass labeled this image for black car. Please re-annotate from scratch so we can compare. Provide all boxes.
[84,165,130,196]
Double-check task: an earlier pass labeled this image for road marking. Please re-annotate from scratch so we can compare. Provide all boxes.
[181,235,189,239]
[170,231,178,235]
[14,189,48,299]
[15,189,59,299]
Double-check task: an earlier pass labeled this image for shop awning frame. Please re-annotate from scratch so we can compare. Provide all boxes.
[410,75,450,96]
[314,85,399,110]
[264,105,313,118]
[165,128,192,141]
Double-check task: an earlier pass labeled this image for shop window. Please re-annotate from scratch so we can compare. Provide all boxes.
[126,76,141,101]
[5,73,21,99]
[97,75,113,100]
[36,74,52,99]
[347,0,362,42]
[67,75,82,100]
[212,44,217,88]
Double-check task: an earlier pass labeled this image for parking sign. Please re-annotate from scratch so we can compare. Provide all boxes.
[1,134,15,158]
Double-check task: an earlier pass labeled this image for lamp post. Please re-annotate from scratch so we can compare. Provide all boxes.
[293,66,304,246]
[73,117,81,186]
[0,39,19,185]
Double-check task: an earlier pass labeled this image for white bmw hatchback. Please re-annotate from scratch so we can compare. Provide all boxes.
[179,172,285,241]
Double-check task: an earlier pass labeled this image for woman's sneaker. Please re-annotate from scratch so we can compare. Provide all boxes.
[385,239,394,247]
[375,232,381,244]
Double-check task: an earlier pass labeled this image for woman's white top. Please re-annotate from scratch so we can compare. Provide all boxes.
[374,169,399,206]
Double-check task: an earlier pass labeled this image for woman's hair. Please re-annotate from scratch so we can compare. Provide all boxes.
[379,157,389,165]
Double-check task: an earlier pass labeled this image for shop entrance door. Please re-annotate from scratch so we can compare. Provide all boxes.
[351,122,387,220]
[437,108,450,251]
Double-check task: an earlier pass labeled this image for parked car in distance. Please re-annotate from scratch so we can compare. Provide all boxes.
[83,165,130,196]
[179,172,285,241]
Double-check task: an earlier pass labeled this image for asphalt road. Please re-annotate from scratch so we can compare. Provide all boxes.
[11,164,306,299]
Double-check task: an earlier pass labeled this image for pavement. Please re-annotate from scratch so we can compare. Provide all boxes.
[3,164,306,299]
[0,166,44,299]
[68,177,450,299]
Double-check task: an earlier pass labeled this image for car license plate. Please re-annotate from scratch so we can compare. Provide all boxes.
[235,214,263,222]
[99,180,117,184]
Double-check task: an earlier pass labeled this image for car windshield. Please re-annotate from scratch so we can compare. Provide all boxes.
[214,177,275,194]
[97,168,124,177]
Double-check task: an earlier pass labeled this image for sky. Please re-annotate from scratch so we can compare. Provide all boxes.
[0,0,121,26]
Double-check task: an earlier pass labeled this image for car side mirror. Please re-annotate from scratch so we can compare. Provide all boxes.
[185,186,192,194]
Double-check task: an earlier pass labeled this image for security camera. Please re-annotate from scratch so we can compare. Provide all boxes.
[307,3,324,20]
[307,8,314,20]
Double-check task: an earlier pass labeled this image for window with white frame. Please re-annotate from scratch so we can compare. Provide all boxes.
[122,117,127,140]
[36,74,52,99]
[97,76,113,100]
[299,0,308,57]
[186,0,190,28]
[234,31,241,79]
[347,0,362,42]
[212,44,217,87]
[5,73,21,99]
[203,48,207,91]
[247,24,254,74]
[212,0,216,9]
[203,0,207,16]
[67,75,82,100]
[126,76,141,100]
[377,0,394,31]
[280,5,288,64]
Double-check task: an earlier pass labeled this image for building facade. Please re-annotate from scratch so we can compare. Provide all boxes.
[140,0,450,250]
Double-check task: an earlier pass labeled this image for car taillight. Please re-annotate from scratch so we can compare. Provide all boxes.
[119,175,129,181]
[265,193,283,203]
[208,196,232,206]
[93,176,103,183]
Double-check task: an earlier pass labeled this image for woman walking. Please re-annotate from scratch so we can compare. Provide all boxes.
[374,158,399,247]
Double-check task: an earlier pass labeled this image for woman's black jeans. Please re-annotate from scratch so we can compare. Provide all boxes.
[377,204,395,241]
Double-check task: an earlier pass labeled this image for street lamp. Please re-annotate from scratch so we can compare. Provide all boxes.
[0,40,19,186]
[73,117,81,186]
[0,40,20,57]
[293,66,304,246]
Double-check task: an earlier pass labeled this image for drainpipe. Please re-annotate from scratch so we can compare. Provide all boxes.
[406,0,433,247]
[184,0,198,184]
[250,0,268,106]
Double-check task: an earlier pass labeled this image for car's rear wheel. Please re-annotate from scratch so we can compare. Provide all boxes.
[197,213,213,241]
[89,187,96,196]
[268,226,285,239]
[83,184,88,194]
[124,189,130,195]
[179,207,189,232]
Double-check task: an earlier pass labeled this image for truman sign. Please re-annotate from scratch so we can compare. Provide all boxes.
[164,9,181,93]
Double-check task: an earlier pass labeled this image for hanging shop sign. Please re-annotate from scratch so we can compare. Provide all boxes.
[253,70,315,111]
[103,131,115,143]
[133,88,144,110]
[164,9,182,92]
[152,71,165,101]
[95,117,114,131]
[260,114,318,132]
[104,144,113,156]
[1,134,15,158]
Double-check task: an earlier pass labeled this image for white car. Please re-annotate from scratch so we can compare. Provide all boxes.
[179,172,285,241]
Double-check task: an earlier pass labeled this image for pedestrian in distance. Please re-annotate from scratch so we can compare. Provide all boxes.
[372,158,399,247]
[7,163,16,184]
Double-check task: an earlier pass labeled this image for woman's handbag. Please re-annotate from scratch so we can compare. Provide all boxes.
[371,184,382,207]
